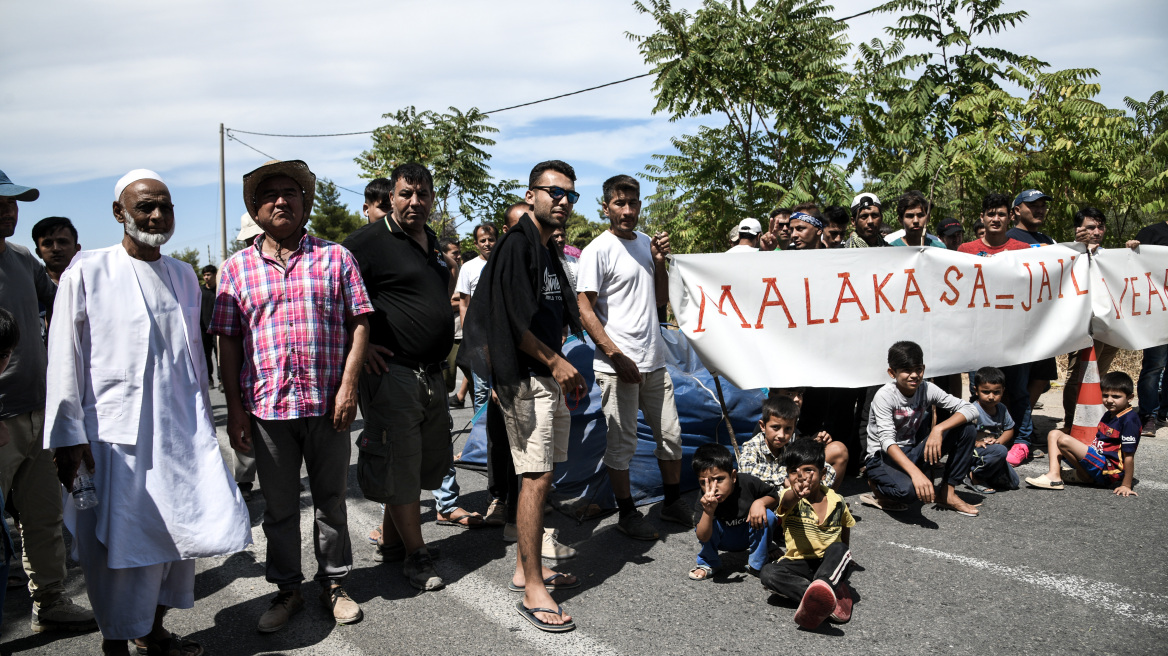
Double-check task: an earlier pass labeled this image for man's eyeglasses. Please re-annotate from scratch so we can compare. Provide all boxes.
[531,185,580,204]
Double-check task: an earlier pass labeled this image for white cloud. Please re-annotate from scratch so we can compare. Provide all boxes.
[1,0,1163,253]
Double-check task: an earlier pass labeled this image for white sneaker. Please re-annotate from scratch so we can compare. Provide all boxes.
[542,528,576,560]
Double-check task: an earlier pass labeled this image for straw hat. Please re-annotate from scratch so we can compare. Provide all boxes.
[242,159,316,218]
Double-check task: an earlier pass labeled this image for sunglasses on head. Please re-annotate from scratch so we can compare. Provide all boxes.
[531,185,580,204]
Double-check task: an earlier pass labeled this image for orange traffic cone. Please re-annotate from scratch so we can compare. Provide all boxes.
[1069,346,1104,445]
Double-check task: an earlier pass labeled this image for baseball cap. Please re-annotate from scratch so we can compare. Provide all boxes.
[936,217,963,237]
[1012,189,1051,208]
[850,192,880,213]
[0,169,39,202]
[736,217,762,237]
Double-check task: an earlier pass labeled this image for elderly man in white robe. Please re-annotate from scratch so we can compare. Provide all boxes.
[46,170,252,656]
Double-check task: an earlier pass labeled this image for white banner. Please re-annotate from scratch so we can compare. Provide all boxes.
[668,245,1110,389]
[1088,245,1168,350]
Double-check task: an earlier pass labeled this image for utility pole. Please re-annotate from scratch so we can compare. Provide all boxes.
[218,123,227,264]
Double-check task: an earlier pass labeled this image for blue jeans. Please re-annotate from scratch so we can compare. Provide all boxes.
[971,444,1019,489]
[696,509,777,572]
[1137,344,1168,420]
[1001,363,1034,447]
[432,462,460,515]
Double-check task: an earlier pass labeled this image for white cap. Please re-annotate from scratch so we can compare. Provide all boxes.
[114,169,165,201]
[736,217,763,236]
[850,192,881,212]
[237,211,262,242]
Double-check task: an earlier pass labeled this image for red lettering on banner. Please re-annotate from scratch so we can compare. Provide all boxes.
[1021,263,1035,311]
[1130,276,1142,316]
[900,269,930,313]
[1147,272,1166,313]
[873,273,895,313]
[1037,262,1053,303]
[804,278,825,325]
[830,273,869,323]
[755,278,797,329]
[1100,277,1123,319]
[694,285,751,333]
[995,294,1015,310]
[1055,259,1066,298]
[1069,256,1089,295]
[940,266,963,306]
[968,264,990,308]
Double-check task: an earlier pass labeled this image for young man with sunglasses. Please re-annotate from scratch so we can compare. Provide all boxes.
[461,160,584,632]
[576,174,686,542]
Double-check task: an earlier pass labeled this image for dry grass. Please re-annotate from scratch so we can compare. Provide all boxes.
[1054,349,1142,387]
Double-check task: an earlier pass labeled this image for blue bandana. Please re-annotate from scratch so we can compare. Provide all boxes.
[790,211,823,230]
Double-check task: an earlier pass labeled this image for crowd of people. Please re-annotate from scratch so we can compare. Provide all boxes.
[0,156,1163,649]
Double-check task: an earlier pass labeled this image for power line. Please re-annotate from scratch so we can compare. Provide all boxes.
[223,6,876,139]
[224,133,364,197]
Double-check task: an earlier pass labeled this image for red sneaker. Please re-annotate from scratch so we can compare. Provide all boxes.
[794,579,837,629]
[829,583,853,623]
[1006,443,1029,467]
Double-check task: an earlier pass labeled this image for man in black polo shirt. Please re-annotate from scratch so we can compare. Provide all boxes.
[343,163,457,592]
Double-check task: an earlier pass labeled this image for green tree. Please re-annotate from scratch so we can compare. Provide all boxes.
[629,0,853,253]
[308,178,363,243]
[168,247,200,273]
[355,106,499,236]
[849,0,1041,215]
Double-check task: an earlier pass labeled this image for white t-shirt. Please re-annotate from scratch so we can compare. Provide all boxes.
[576,230,666,374]
[726,244,759,253]
[455,256,488,297]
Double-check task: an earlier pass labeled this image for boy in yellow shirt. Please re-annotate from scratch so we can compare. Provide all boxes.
[759,438,856,629]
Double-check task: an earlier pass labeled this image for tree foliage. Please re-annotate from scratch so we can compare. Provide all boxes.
[168,247,200,273]
[634,0,1167,250]
[629,0,853,252]
[308,178,363,243]
[356,106,499,238]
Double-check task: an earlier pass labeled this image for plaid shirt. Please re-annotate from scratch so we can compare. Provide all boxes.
[210,233,372,421]
[738,433,837,489]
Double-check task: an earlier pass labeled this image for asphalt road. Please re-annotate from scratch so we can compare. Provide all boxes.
[3,383,1167,655]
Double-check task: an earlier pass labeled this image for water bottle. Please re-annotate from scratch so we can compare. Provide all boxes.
[72,465,99,510]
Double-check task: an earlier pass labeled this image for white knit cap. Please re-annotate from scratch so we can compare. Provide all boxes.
[114,169,165,200]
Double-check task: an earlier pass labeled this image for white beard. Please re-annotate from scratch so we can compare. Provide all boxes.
[123,211,173,247]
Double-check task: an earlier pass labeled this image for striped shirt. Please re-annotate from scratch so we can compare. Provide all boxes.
[777,485,854,561]
[738,433,837,489]
[210,233,372,421]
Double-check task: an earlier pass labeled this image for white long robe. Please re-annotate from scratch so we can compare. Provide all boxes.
[44,246,250,635]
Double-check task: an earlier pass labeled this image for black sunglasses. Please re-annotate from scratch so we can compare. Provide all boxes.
[531,185,580,204]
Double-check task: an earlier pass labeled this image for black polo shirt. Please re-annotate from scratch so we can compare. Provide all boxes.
[343,218,454,366]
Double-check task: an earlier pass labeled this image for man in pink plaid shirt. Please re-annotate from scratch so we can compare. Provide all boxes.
[210,159,372,634]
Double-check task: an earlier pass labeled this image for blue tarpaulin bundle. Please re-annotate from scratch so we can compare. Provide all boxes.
[457,328,765,510]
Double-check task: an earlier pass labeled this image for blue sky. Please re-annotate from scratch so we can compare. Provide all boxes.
[2,0,1165,262]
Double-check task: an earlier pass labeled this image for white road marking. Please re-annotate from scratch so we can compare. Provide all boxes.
[887,542,1168,629]
[344,501,623,656]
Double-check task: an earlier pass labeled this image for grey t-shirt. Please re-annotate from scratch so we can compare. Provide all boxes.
[866,381,978,459]
[0,241,56,419]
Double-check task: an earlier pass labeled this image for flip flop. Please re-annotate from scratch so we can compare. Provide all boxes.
[508,572,580,592]
[859,493,907,512]
[367,527,382,545]
[963,476,995,495]
[436,509,485,528]
[515,601,575,633]
[688,565,714,581]
[135,632,204,656]
[1025,474,1065,490]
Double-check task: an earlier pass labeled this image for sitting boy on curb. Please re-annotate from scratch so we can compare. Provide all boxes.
[688,443,779,581]
[861,341,982,517]
[761,389,850,489]
[740,396,844,490]
[1027,371,1141,497]
[965,367,1020,494]
[759,439,856,629]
